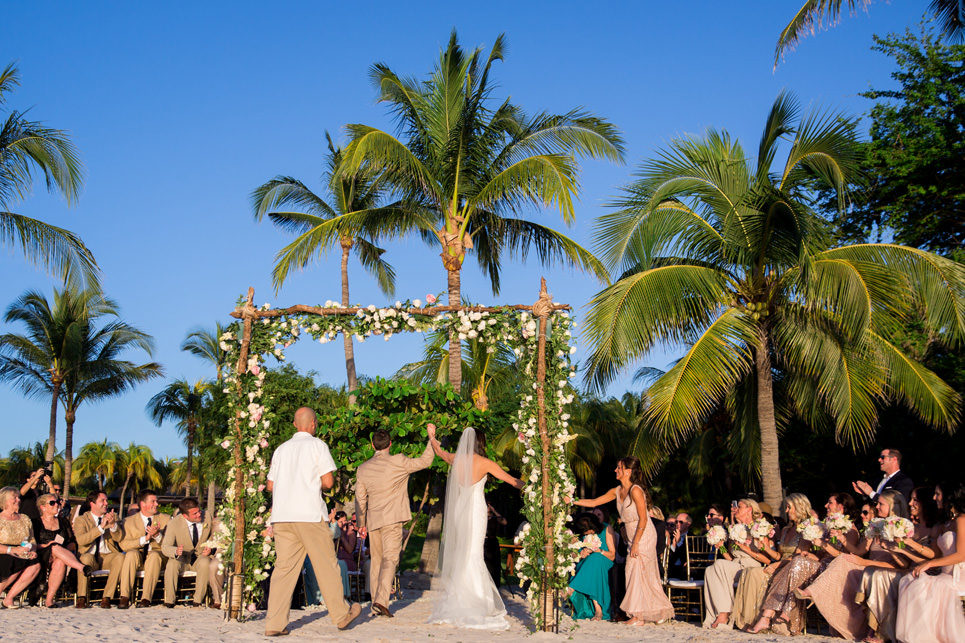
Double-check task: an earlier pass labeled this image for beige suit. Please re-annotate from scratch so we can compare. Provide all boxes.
[160,515,212,604]
[119,512,171,601]
[73,511,124,599]
[355,443,434,607]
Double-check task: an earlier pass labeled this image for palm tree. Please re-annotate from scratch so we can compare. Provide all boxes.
[252,134,398,405]
[0,62,97,286]
[72,439,119,491]
[2,442,64,486]
[116,443,162,511]
[308,31,623,392]
[584,93,965,508]
[181,323,228,383]
[165,457,198,496]
[775,1,964,65]
[146,379,209,497]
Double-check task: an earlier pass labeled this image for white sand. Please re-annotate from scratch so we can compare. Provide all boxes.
[0,585,839,642]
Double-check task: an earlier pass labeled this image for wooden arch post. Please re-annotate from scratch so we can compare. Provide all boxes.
[532,277,557,632]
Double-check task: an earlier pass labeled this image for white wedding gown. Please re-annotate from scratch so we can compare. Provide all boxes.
[429,428,509,630]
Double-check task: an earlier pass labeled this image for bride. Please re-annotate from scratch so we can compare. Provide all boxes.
[426,423,523,630]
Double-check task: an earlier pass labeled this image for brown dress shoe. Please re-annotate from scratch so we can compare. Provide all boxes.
[136,599,150,608]
[336,602,363,630]
[117,597,131,609]
[99,597,112,609]
[373,602,393,618]
[210,602,221,610]
[75,597,88,609]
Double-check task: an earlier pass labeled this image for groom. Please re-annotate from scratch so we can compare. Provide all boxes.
[355,428,435,617]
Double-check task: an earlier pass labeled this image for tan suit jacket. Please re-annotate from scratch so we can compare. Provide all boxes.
[355,443,434,532]
[120,512,171,553]
[73,511,123,555]
[160,515,212,560]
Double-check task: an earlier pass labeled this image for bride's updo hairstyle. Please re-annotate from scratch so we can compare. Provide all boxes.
[618,456,645,487]
[471,428,488,457]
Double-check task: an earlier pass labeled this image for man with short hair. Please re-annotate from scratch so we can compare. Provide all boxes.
[666,512,692,580]
[853,448,914,502]
[264,407,362,635]
[160,497,212,608]
[119,489,170,607]
[355,428,434,618]
[73,491,124,608]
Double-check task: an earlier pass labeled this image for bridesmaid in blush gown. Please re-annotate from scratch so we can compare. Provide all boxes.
[895,484,965,643]
[573,457,674,626]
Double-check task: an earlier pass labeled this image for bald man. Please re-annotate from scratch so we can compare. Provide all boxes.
[264,408,361,635]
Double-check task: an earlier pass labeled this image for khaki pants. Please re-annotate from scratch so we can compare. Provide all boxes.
[119,549,166,600]
[208,556,223,604]
[368,522,403,607]
[266,521,349,633]
[78,551,124,599]
[164,554,211,604]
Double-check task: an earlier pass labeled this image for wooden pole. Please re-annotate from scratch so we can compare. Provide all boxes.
[533,278,556,632]
[228,287,255,620]
[230,302,570,320]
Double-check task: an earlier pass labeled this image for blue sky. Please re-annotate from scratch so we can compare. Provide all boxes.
[1,2,926,460]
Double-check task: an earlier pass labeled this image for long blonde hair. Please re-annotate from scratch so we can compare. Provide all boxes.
[783,493,812,525]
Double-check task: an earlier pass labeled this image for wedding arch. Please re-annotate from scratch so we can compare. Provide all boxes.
[215,279,577,631]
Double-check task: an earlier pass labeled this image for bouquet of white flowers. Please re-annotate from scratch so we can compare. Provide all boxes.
[750,518,774,541]
[796,517,827,545]
[864,518,886,540]
[881,516,915,546]
[582,533,602,551]
[728,523,749,543]
[823,513,854,543]
[706,525,727,550]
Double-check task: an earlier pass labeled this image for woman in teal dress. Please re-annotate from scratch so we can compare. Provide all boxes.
[567,513,615,620]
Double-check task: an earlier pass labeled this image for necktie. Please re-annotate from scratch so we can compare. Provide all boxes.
[142,517,152,557]
[191,522,198,547]
[95,516,103,554]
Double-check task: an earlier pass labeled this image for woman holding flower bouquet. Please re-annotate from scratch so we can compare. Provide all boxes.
[797,490,910,640]
[573,457,674,626]
[895,482,965,643]
[565,513,615,620]
[702,498,765,628]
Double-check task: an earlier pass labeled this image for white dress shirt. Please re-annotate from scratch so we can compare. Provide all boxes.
[267,431,337,523]
[138,513,162,546]
[874,470,899,497]
[88,514,118,555]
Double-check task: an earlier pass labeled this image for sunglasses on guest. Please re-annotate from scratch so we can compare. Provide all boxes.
[47,499,62,506]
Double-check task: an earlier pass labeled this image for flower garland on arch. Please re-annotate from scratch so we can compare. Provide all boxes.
[218,294,579,627]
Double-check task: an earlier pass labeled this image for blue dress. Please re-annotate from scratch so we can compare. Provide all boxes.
[568,528,614,619]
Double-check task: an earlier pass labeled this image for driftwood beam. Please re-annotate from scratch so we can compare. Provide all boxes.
[230,302,571,320]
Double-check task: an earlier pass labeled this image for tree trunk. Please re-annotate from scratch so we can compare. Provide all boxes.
[446,266,462,393]
[756,333,784,509]
[120,473,132,514]
[185,423,195,497]
[340,237,358,405]
[206,480,216,517]
[420,510,444,578]
[45,376,62,463]
[63,410,75,502]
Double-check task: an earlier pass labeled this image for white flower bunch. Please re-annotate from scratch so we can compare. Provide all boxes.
[881,516,914,542]
[706,525,727,548]
[514,523,531,545]
[796,517,827,542]
[750,517,774,540]
[727,522,749,543]
[582,533,602,551]
[824,513,854,533]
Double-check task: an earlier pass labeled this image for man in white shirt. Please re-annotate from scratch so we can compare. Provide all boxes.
[73,491,124,608]
[264,407,362,636]
[852,448,914,502]
[119,489,171,608]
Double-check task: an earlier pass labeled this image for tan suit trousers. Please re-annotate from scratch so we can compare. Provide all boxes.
[266,521,349,633]
[368,522,403,607]
[78,551,124,598]
[119,549,165,600]
[207,557,223,604]
[164,554,211,604]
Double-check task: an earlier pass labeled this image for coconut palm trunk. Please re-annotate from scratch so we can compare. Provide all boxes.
[755,333,783,509]
[340,236,358,405]
[444,252,463,393]
[45,375,62,463]
[120,473,132,513]
[185,421,195,497]
[63,410,74,501]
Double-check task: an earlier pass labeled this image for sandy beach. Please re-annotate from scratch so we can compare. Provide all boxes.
[0,583,838,642]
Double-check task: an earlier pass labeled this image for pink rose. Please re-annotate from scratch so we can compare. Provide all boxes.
[251,409,263,423]
[260,438,269,448]
[249,364,260,376]
[247,603,256,613]
[426,293,437,304]
[257,484,265,492]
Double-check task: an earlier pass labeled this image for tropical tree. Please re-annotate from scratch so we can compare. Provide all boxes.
[252,134,398,404]
[0,62,97,286]
[181,323,228,383]
[584,92,965,508]
[1,442,63,486]
[146,379,209,496]
[775,1,964,65]
[116,443,162,511]
[311,31,624,392]
[72,439,119,491]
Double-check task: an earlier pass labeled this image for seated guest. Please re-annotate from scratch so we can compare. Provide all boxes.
[858,502,874,530]
[566,512,615,620]
[798,489,910,640]
[705,504,725,528]
[0,486,41,608]
[703,498,764,628]
[73,490,124,608]
[120,489,170,607]
[895,482,965,643]
[35,492,90,607]
[160,497,212,608]
[667,512,692,580]
[852,448,913,503]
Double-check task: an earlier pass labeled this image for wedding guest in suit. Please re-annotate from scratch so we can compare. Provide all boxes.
[73,490,124,608]
[35,492,90,607]
[667,512,692,580]
[355,427,434,617]
[264,407,361,636]
[852,448,914,503]
[119,489,170,608]
[160,497,212,607]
